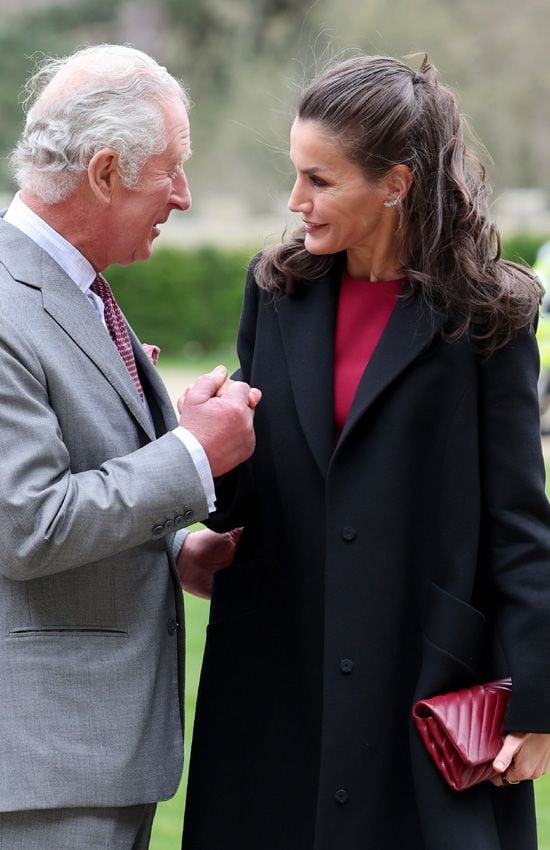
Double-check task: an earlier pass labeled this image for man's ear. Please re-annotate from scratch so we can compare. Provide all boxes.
[87,148,121,203]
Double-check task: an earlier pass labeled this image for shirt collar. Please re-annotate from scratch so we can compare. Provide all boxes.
[4,192,98,294]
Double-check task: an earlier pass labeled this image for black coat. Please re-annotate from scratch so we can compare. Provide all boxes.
[183,259,550,850]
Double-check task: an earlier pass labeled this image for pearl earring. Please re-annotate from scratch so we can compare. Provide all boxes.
[383,197,400,208]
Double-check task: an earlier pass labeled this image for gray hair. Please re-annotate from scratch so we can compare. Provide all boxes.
[10,43,190,204]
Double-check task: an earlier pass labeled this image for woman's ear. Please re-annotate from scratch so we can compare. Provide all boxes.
[87,148,120,203]
[383,163,414,205]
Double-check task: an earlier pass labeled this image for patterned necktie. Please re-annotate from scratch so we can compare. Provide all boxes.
[90,274,144,399]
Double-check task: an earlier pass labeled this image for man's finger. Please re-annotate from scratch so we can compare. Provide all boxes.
[228,527,244,544]
[214,378,233,397]
[248,388,262,409]
[176,388,190,414]
[218,379,254,405]
[186,365,228,403]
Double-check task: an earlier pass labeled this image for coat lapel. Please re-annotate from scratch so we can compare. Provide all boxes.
[276,266,340,477]
[130,327,178,434]
[277,263,444,476]
[338,285,443,445]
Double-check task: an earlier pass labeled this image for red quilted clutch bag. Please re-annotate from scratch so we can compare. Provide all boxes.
[412,678,512,791]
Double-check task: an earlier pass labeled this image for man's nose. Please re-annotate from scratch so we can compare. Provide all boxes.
[172,169,191,211]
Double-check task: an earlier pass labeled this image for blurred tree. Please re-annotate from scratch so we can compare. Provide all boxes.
[115,0,168,58]
[0,0,117,189]
[317,0,550,195]
[0,0,547,219]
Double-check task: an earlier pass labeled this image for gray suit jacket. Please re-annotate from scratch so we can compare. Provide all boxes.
[0,218,209,810]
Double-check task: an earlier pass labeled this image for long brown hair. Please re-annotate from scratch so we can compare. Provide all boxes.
[255,54,542,353]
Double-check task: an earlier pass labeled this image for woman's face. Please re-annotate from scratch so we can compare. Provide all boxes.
[288,118,401,276]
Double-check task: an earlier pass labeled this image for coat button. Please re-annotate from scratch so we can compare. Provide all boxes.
[183,508,194,522]
[167,618,178,636]
[174,514,185,526]
[164,518,175,531]
[334,788,349,805]
[152,524,165,538]
[339,658,354,674]
[341,526,356,541]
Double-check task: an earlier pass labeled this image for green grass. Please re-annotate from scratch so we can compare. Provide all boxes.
[150,469,550,848]
[150,591,210,850]
[538,780,550,849]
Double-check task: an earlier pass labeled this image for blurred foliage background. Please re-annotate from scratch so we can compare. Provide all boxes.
[0,0,549,217]
[0,0,549,353]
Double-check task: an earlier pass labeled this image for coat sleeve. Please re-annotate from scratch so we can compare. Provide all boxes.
[478,325,550,731]
[0,323,209,581]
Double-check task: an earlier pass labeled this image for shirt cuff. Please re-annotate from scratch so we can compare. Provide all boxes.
[172,426,216,513]
[172,528,189,562]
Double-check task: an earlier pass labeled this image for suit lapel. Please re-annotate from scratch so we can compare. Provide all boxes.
[39,258,157,440]
[338,285,443,445]
[0,218,163,440]
[276,266,340,477]
[131,327,178,435]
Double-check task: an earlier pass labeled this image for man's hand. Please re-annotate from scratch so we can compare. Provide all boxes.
[177,527,243,598]
[491,732,550,786]
[177,365,261,478]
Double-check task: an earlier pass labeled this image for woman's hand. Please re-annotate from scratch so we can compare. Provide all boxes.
[176,527,243,599]
[491,732,550,786]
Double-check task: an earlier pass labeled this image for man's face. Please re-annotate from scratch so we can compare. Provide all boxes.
[108,98,191,265]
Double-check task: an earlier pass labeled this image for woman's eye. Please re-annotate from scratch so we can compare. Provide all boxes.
[310,176,327,187]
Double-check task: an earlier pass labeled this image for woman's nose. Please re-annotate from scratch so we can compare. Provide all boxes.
[288,178,311,214]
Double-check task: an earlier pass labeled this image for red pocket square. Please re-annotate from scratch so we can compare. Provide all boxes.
[412,678,512,791]
[142,343,160,366]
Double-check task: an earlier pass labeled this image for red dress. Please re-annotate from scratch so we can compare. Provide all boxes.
[334,272,404,437]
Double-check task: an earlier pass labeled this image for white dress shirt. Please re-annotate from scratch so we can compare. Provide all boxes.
[4,194,215,553]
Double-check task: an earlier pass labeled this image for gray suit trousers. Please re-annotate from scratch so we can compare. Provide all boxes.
[0,804,156,850]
